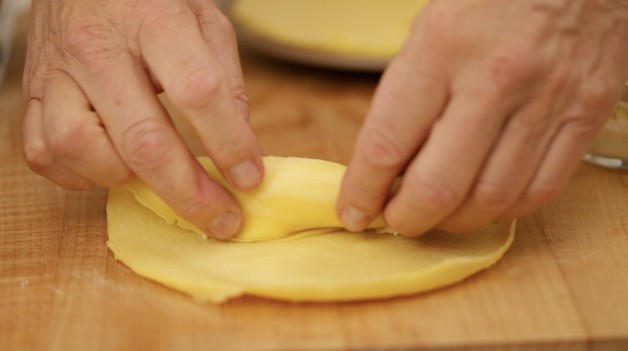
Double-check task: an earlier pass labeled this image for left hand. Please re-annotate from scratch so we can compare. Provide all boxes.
[338,0,628,235]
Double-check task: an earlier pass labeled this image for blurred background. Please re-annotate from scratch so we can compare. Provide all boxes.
[0,0,31,87]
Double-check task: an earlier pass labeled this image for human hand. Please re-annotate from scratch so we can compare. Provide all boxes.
[22,0,263,239]
[338,0,628,235]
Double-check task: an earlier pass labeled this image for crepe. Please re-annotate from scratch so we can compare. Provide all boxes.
[125,157,388,242]
[107,157,515,303]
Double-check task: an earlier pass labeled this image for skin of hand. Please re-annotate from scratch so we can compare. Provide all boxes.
[22,0,264,239]
[338,0,628,236]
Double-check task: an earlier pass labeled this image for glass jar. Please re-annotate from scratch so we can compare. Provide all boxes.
[585,82,628,170]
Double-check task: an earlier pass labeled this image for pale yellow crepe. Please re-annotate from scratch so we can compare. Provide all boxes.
[107,156,515,303]
[230,0,429,58]
[126,157,387,242]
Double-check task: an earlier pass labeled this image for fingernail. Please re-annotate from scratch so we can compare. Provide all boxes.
[340,206,370,232]
[229,159,261,190]
[208,211,241,240]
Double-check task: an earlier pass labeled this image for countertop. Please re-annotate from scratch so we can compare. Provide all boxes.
[1,14,628,351]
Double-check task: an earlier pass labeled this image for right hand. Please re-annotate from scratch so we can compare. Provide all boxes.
[338,0,628,236]
[22,0,264,239]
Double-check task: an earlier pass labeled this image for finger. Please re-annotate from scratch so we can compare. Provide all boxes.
[437,102,553,232]
[503,114,611,220]
[22,98,93,190]
[337,52,449,232]
[383,87,517,236]
[437,81,571,232]
[41,71,133,187]
[74,49,242,239]
[191,0,250,119]
[502,123,593,219]
[139,6,264,192]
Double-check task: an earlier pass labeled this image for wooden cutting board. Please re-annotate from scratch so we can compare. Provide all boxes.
[1,15,628,351]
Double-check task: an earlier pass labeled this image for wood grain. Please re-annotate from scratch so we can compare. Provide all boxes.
[2,14,628,351]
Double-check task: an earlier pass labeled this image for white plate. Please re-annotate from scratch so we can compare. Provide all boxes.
[232,20,391,72]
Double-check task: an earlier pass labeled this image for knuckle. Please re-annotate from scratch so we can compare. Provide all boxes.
[559,80,616,139]
[360,127,410,170]
[172,184,225,222]
[472,180,516,210]
[173,195,208,221]
[62,18,114,63]
[484,46,538,92]
[136,2,190,38]
[23,141,52,173]
[404,174,461,212]
[507,114,550,137]
[120,119,175,170]
[414,5,456,52]
[198,10,236,40]
[545,67,572,95]
[46,122,92,159]
[560,116,605,142]
[169,68,222,109]
[526,179,562,205]
[576,78,616,117]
